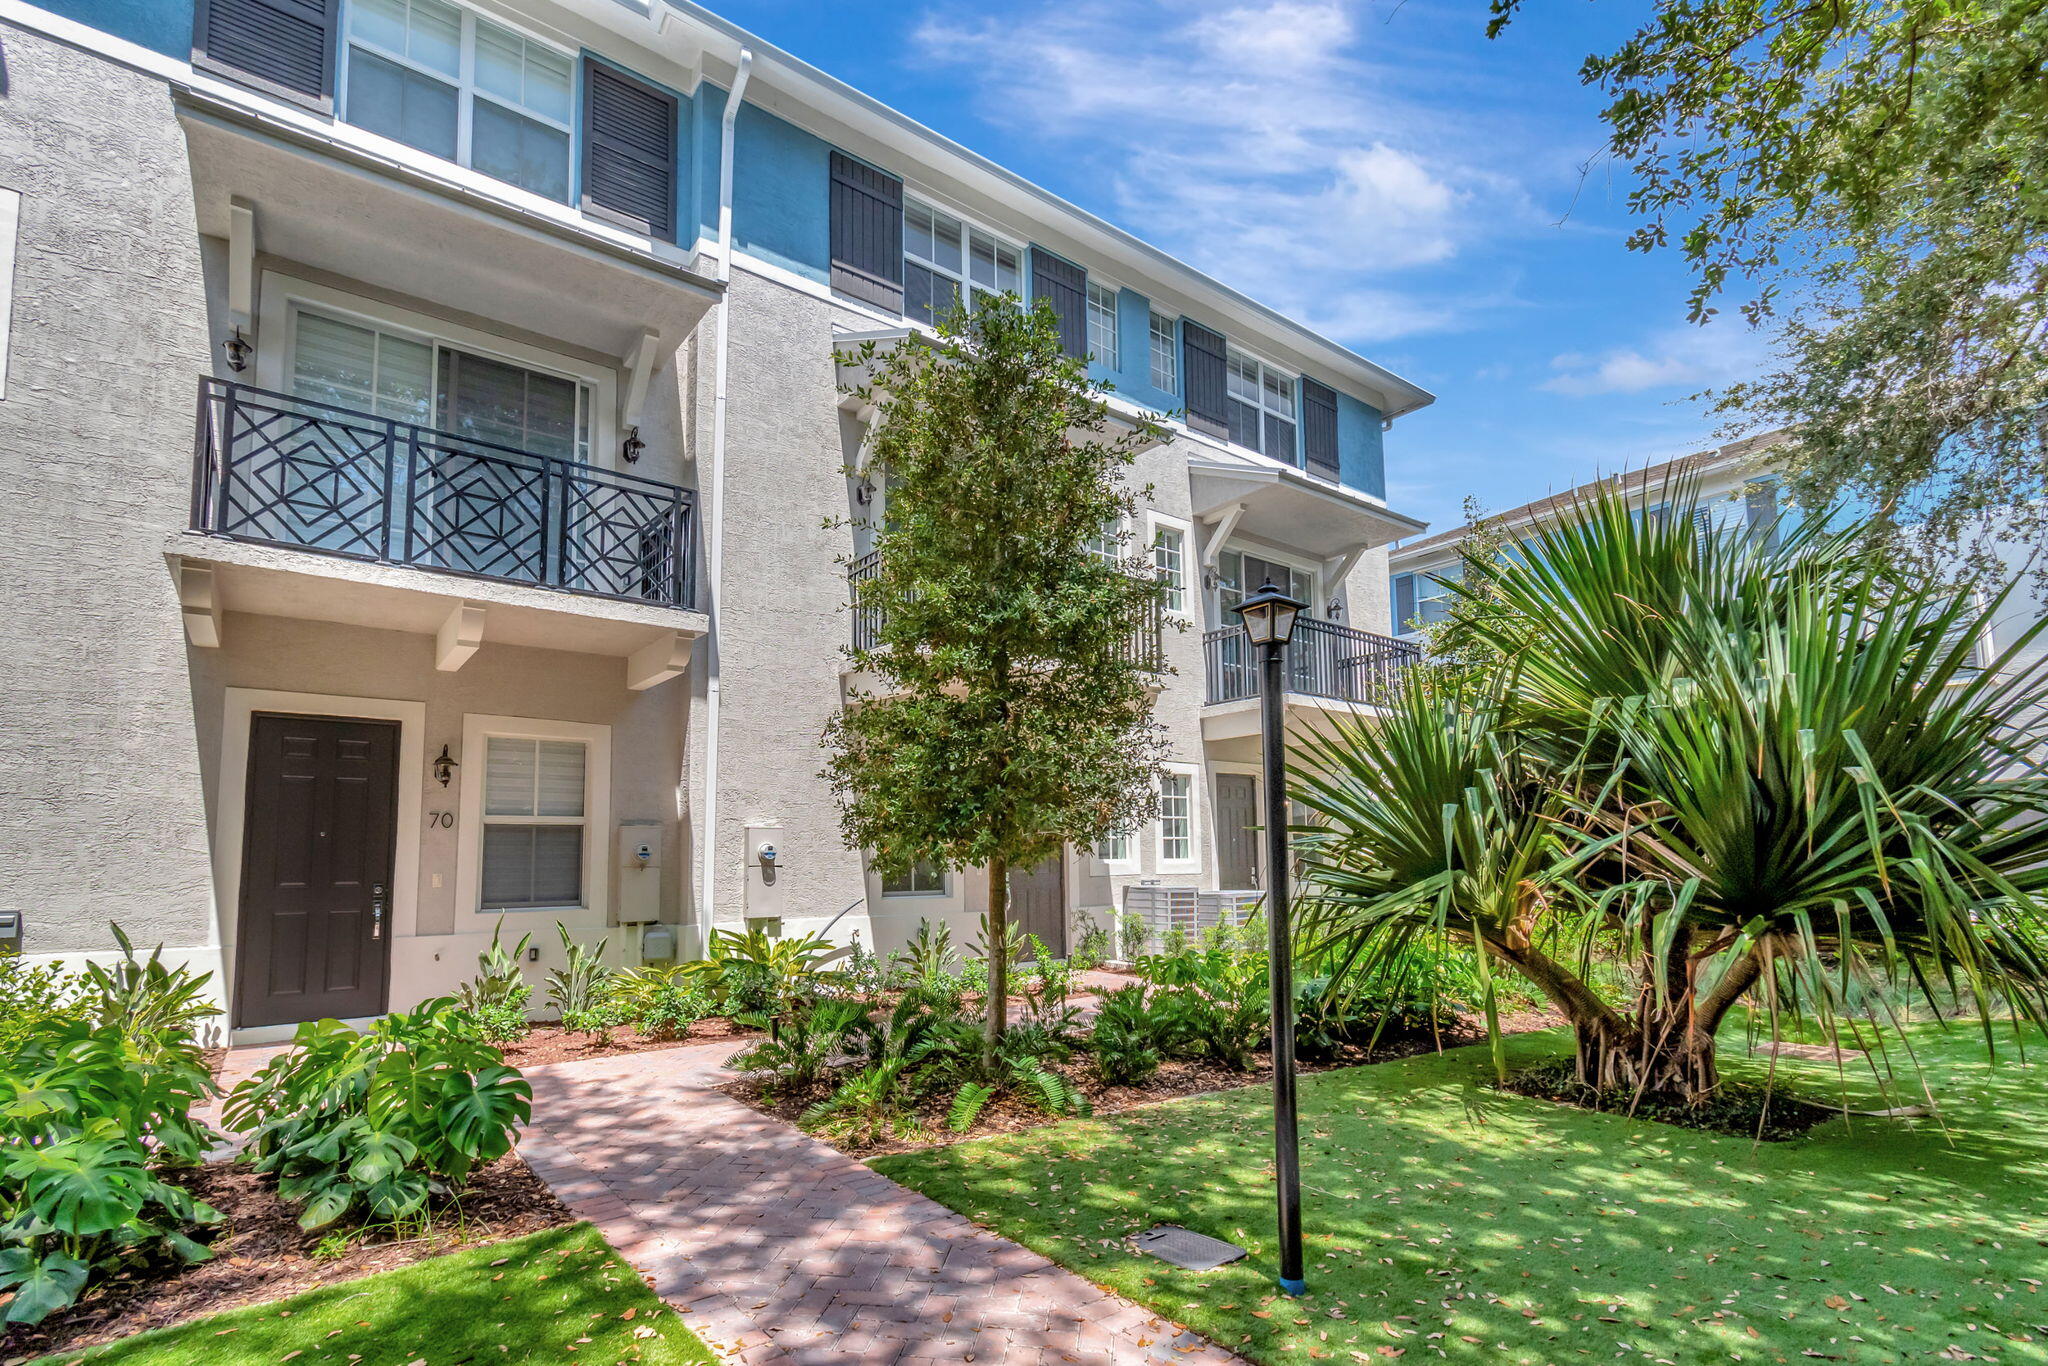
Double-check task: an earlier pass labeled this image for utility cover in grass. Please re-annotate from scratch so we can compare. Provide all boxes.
[28,1221,716,1366]
[1134,1224,1248,1271]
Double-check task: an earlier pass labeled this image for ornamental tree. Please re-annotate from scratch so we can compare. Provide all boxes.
[1297,479,2048,1101]
[823,297,1167,1059]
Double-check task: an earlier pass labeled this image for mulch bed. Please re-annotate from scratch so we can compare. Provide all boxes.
[722,1009,1542,1158]
[0,1155,573,1364]
[494,1014,761,1068]
[1495,1059,1842,1140]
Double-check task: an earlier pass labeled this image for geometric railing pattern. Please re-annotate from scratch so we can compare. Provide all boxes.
[191,377,695,609]
[1203,616,1420,707]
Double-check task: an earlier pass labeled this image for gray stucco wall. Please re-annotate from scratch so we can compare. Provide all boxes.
[0,22,218,956]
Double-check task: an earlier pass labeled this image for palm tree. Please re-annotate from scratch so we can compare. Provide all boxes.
[1295,480,2048,1100]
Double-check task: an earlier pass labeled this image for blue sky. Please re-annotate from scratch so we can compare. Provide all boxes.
[711,0,1771,537]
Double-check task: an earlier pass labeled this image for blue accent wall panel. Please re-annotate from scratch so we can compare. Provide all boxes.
[695,81,830,285]
[1337,391,1386,500]
[38,0,191,57]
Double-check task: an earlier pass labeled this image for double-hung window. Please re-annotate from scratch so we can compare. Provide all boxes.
[1158,773,1193,863]
[881,860,947,896]
[1152,524,1186,612]
[1087,282,1120,368]
[480,736,589,910]
[344,0,574,204]
[1148,312,1177,394]
[903,199,1021,325]
[1225,350,1297,461]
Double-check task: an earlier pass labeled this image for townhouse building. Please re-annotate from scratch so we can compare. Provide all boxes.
[0,0,1433,1038]
[1387,436,1785,639]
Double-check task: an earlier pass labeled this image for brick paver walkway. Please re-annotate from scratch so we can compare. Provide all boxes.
[516,1041,1245,1365]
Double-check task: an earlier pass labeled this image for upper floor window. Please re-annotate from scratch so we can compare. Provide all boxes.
[1218,547,1313,618]
[1148,312,1177,394]
[1392,566,1460,636]
[1087,282,1120,369]
[343,0,573,204]
[1152,524,1186,612]
[904,199,1021,325]
[1225,350,1297,461]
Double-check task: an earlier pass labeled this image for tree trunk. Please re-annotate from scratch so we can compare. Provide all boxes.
[984,853,1009,1065]
[1486,933,1772,1104]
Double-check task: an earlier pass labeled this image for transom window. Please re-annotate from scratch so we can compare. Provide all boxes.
[1158,773,1193,863]
[904,199,1022,325]
[881,860,948,896]
[344,0,573,204]
[480,736,588,910]
[1087,282,1120,369]
[1152,524,1186,612]
[1226,350,1297,461]
[1148,312,1177,393]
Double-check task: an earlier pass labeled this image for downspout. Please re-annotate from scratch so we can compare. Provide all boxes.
[695,46,752,957]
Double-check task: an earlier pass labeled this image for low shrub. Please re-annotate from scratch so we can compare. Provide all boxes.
[1087,985,1167,1085]
[613,967,717,1040]
[1137,944,1269,1070]
[0,946,85,1057]
[1069,914,1111,971]
[460,921,534,1042]
[729,997,867,1091]
[705,924,840,1015]
[1,1017,221,1324]
[225,1000,531,1230]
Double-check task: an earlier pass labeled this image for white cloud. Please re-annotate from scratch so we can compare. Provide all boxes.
[1540,323,1768,397]
[907,0,1548,344]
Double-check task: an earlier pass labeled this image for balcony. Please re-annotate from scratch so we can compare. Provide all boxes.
[190,378,694,608]
[846,549,1166,672]
[1203,618,1419,708]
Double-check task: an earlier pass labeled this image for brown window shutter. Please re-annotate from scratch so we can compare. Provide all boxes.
[1181,321,1228,439]
[1030,249,1087,359]
[582,62,680,241]
[192,0,338,112]
[830,152,904,313]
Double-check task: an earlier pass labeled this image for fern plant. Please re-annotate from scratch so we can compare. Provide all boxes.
[940,1023,1090,1132]
[1087,985,1166,1085]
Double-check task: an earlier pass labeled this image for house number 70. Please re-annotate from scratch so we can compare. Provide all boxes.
[429,811,455,828]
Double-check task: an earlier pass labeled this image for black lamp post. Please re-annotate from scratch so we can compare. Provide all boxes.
[1233,578,1308,1297]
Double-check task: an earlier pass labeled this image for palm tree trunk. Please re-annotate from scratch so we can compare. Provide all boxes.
[984,853,1010,1065]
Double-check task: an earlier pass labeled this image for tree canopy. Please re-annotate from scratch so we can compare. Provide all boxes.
[1495,0,2048,578]
[823,298,1167,1054]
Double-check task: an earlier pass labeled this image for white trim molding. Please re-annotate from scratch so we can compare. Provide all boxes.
[0,184,18,402]
[453,712,613,934]
[215,689,427,1023]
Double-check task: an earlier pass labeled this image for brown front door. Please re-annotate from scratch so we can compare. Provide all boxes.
[1008,855,1067,959]
[236,714,399,1027]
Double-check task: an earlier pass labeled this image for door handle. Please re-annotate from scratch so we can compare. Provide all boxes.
[370,884,386,940]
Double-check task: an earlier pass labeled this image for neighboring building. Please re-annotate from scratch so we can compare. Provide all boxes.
[1387,435,1786,640]
[0,0,1432,1036]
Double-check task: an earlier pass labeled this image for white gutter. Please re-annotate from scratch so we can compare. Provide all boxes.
[695,47,751,957]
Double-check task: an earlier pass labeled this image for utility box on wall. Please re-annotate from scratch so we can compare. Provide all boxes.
[617,820,662,926]
[744,823,784,923]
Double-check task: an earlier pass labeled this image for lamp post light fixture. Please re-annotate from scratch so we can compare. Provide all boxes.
[1232,578,1309,1297]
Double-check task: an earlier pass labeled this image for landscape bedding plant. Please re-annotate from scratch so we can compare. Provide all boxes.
[21,1221,717,1365]
[873,1025,2048,1366]
[0,1154,569,1361]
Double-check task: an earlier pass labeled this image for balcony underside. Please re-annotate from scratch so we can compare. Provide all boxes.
[169,533,704,683]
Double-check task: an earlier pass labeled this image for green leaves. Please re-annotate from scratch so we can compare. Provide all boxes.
[227,1000,530,1231]
[7,1136,150,1236]
[0,1246,89,1325]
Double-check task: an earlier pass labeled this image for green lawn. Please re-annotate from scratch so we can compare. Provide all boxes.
[32,1223,716,1366]
[874,1026,2048,1364]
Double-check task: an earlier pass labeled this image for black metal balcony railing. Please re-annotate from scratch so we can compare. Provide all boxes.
[1204,617,1420,706]
[191,378,696,609]
[847,549,1166,671]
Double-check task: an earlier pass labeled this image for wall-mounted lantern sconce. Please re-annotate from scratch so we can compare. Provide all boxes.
[433,744,458,788]
[854,478,876,506]
[621,426,645,463]
[222,327,252,372]
[1328,597,1344,622]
